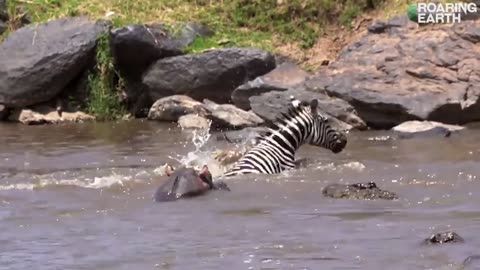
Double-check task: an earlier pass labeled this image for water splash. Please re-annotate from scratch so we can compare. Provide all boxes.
[166,121,213,170]
[160,121,246,178]
[191,123,212,150]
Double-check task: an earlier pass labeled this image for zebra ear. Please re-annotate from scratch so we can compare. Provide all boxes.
[290,95,301,108]
[310,99,319,115]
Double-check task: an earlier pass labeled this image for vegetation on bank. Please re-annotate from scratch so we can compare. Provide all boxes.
[5,0,410,51]
[2,0,422,120]
[86,32,126,121]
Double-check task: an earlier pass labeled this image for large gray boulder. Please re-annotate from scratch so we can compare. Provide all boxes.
[143,47,276,104]
[110,24,184,117]
[231,62,310,110]
[110,24,183,81]
[311,18,480,129]
[203,99,264,129]
[110,22,213,80]
[215,126,269,144]
[249,86,367,130]
[178,114,211,129]
[148,95,264,129]
[0,17,108,107]
[392,120,465,138]
[147,95,209,121]
[110,23,213,117]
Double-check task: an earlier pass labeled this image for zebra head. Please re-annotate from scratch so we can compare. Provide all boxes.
[305,99,347,153]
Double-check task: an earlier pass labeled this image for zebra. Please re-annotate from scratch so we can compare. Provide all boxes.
[222,97,347,177]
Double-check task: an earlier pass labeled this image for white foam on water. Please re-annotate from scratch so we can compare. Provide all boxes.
[342,162,366,172]
[0,183,38,191]
[0,173,134,191]
[315,161,366,172]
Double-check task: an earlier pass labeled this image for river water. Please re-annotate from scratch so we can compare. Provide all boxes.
[1,120,480,270]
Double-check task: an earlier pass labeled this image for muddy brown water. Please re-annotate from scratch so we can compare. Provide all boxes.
[1,120,480,270]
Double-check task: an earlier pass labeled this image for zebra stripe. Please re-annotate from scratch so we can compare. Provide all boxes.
[223,97,347,177]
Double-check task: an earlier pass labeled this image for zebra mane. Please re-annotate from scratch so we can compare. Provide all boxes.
[253,97,314,141]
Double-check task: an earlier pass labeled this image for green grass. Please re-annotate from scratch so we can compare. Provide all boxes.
[4,0,392,51]
[340,1,363,28]
[86,32,126,121]
[6,0,460,52]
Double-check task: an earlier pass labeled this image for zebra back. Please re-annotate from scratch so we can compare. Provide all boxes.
[223,97,347,177]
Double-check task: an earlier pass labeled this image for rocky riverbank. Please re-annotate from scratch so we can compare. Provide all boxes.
[0,0,6,36]
[0,6,479,133]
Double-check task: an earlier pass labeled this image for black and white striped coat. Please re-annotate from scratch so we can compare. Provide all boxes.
[223,98,347,177]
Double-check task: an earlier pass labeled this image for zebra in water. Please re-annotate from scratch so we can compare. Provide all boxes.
[222,97,347,177]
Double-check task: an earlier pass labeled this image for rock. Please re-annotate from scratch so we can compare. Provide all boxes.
[367,21,388,34]
[392,120,465,137]
[424,231,464,245]
[178,114,211,129]
[386,15,411,28]
[455,21,480,43]
[0,17,108,108]
[0,0,7,22]
[215,126,269,144]
[0,21,6,36]
[154,165,230,202]
[110,24,186,117]
[460,1,480,21]
[367,16,410,34]
[274,53,297,66]
[143,47,276,104]
[110,24,183,81]
[249,87,367,130]
[0,104,8,120]
[149,95,264,129]
[147,95,209,121]
[122,81,153,118]
[231,62,310,110]
[203,99,264,129]
[8,105,95,125]
[322,182,398,200]
[172,22,214,49]
[311,19,480,129]
[57,69,92,112]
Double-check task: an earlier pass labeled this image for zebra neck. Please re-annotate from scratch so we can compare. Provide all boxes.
[262,126,305,161]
